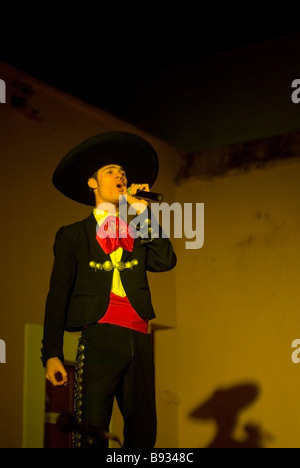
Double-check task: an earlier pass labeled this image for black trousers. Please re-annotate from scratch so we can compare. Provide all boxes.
[74,323,157,448]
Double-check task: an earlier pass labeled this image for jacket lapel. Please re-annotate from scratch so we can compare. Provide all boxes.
[121,237,140,261]
[85,212,111,260]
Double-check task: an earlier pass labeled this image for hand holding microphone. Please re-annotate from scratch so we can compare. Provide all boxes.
[127,184,163,202]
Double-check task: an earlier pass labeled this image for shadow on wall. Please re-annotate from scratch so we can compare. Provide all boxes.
[189,382,273,448]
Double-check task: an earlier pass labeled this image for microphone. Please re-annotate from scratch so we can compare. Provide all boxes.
[56,413,122,447]
[127,187,164,202]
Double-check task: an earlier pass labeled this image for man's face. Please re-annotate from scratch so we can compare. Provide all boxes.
[89,164,128,206]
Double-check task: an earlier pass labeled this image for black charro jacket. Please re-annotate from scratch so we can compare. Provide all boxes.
[41,210,177,364]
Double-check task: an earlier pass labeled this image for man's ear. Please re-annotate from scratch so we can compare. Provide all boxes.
[88,177,98,190]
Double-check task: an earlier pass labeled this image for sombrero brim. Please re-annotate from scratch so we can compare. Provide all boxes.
[52,131,159,206]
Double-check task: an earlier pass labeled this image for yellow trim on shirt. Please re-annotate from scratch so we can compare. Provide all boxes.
[93,209,127,297]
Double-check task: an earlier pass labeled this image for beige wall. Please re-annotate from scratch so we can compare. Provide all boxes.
[0,62,180,448]
[173,159,300,448]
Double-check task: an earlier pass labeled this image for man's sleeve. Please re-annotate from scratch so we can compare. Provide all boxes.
[136,208,177,273]
[41,227,77,366]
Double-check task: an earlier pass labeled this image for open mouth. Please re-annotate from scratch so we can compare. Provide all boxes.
[116,183,124,191]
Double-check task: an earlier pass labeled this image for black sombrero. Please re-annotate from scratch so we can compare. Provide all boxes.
[52,131,159,206]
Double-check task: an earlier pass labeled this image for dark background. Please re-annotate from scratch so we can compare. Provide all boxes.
[3,29,297,149]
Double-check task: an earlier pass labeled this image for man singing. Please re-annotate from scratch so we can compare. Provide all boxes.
[41,131,177,448]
